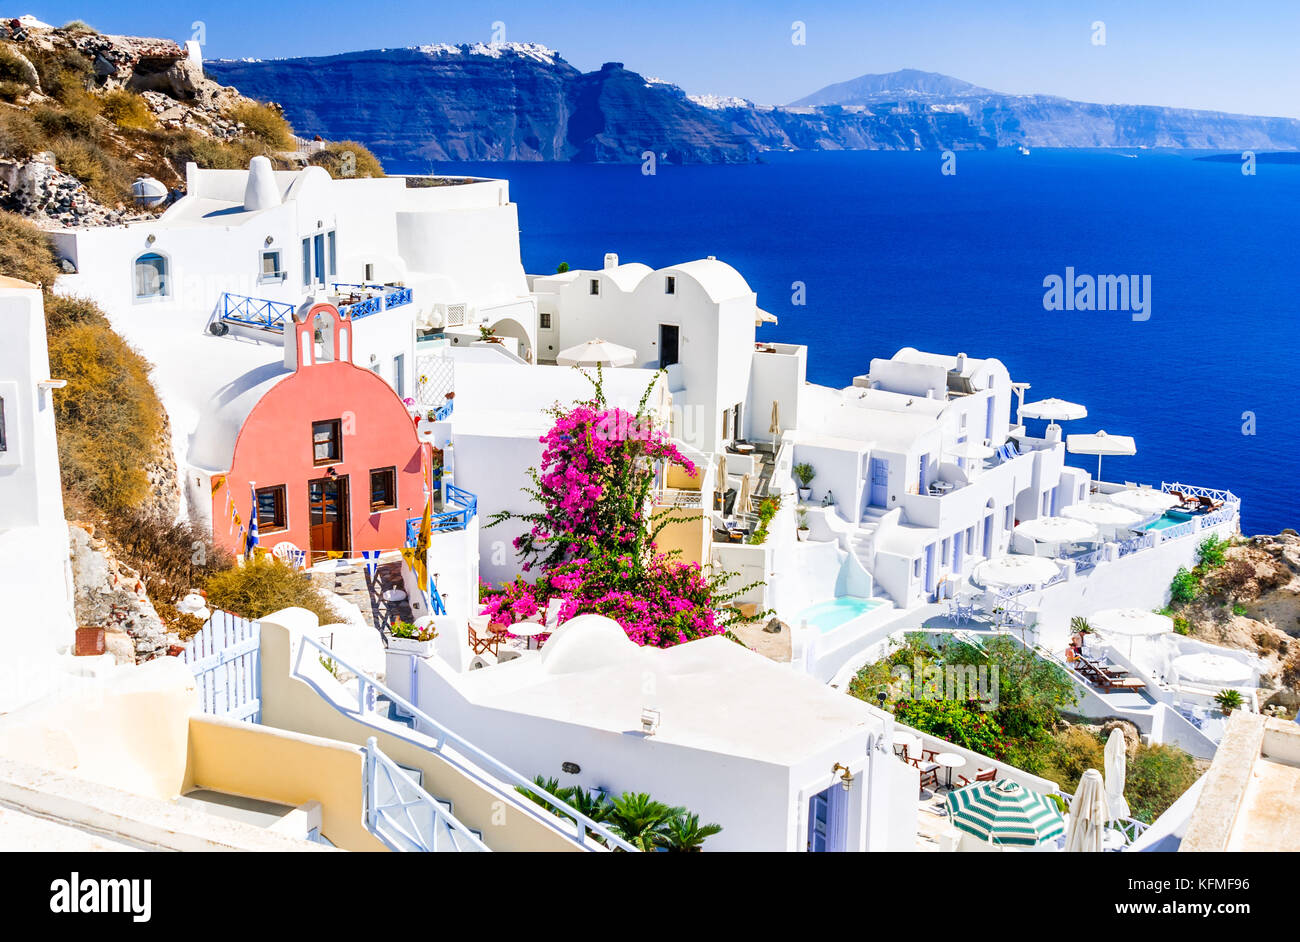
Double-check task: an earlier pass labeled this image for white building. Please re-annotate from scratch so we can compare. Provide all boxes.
[0,277,82,712]
[400,613,916,851]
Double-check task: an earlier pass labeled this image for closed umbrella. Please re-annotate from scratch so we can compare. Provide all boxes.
[972,554,1061,588]
[1067,430,1136,484]
[769,400,781,445]
[556,338,636,367]
[945,779,1066,847]
[715,453,728,505]
[736,472,753,516]
[1107,488,1179,516]
[1104,729,1131,821]
[1064,769,1109,852]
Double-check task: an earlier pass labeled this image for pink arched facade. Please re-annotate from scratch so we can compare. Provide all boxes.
[212,303,426,560]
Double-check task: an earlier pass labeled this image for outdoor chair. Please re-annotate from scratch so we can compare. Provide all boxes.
[468,615,500,656]
[957,767,997,787]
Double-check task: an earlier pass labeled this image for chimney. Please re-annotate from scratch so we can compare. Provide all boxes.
[954,352,967,372]
[603,253,619,270]
[244,155,281,212]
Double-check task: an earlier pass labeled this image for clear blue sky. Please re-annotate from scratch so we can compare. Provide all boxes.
[34,1,1300,117]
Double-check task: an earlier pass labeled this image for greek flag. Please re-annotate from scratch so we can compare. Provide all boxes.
[245,484,259,559]
[361,550,381,578]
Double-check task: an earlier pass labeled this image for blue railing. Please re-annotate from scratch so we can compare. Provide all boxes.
[427,577,447,616]
[294,634,635,851]
[431,399,454,422]
[364,737,488,852]
[406,484,478,543]
[332,283,414,321]
[217,285,415,333]
[219,293,298,332]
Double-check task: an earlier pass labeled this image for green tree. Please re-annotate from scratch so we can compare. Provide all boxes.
[659,812,723,852]
[606,792,683,852]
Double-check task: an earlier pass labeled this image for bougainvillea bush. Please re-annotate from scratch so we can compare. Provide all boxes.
[485,370,752,647]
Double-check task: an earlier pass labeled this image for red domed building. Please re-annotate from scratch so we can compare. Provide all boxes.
[200,302,426,560]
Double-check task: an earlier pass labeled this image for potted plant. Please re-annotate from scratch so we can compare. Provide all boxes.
[793,462,815,501]
[389,619,438,656]
[796,508,810,542]
[478,324,501,344]
[1214,688,1244,715]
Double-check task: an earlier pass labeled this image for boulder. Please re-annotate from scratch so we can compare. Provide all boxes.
[1099,718,1141,755]
[68,523,169,662]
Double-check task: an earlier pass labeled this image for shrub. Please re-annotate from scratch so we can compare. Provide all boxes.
[162,128,267,170]
[59,20,97,33]
[0,43,35,89]
[0,211,60,286]
[0,106,46,159]
[1172,614,1191,636]
[42,292,104,330]
[893,697,1006,757]
[102,509,234,605]
[1214,689,1243,714]
[309,140,385,178]
[1283,649,1300,689]
[27,47,94,103]
[225,101,294,150]
[1124,743,1198,824]
[0,80,26,102]
[555,262,570,273]
[203,556,336,624]
[49,135,135,204]
[1197,534,1227,570]
[47,320,163,512]
[1215,558,1256,596]
[100,89,155,131]
[1040,726,1105,794]
[1169,566,1200,604]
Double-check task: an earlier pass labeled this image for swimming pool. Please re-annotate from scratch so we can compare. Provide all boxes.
[797,596,887,633]
[1143,510,1195,531]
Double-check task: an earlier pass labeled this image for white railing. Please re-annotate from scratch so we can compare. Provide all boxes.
[653,486,704,508]
[1157,520,1197,542]
[1071,547,1108,573]
[1116,532,1155,558]
[1161,482,1240,505]
[294,634,637,851]
[364,737,489,852]
[1198,506,1238,529]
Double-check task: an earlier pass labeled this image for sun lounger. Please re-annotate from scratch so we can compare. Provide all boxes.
[957,767,997,787]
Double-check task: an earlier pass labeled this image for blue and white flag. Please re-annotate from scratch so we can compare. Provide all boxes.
[245,484,260,559]
[361,550,381,578]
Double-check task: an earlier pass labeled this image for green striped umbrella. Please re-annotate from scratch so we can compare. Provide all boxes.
[945,779,1066,847]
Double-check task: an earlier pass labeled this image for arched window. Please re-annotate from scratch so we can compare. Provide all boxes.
[134,252,168,299]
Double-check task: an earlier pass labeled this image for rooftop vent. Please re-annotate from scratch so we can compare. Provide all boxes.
[603,253,619,270]
[243,155,280,212]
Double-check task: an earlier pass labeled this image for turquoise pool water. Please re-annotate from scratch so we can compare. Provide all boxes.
[797,596,886,633]
[1144,510,1194,531]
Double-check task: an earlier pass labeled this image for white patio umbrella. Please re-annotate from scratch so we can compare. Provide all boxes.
[1088,607,1173,657]
[1067,430,1136,483]
[948,440,995,461]
[1064,769,1108,852]
[769,400,781,445]
[736,472,753,515]
[556,338,636,367]
[1014,516,1100,546]
[1019,398,1088,422]
[1107,488,1179,516]
[1170,653,1253,687]
[715,454,728,501]
[1104,728,1131,821]
[1061,501,1145,538]
[973,554,1061,588]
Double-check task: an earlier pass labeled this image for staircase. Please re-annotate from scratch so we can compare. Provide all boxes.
[364,737,488,852]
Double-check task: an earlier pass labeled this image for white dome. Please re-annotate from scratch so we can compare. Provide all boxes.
[539,614,635,674]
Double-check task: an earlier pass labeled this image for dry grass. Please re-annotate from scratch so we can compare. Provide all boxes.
[102,509,235,605]
[0,106,44,158]
[0,212,61,286]
[225,101,295,151]
[309,140,385,178]
[204,556,336,624]
[100,89,155,131]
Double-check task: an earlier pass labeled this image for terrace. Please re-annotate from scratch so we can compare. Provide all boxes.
[213,282,415,335]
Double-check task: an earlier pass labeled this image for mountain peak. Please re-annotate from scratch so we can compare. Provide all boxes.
[790,69,997,107]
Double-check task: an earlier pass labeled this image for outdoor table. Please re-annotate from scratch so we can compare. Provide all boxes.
[382,588,407,603]
[930,481,954,496]
[934,752,966,788]
[510,620,550,650]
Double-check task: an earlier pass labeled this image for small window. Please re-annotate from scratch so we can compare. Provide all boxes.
[394,353,405,398]
[370,467,397,511]
[1005,505,1014,529]
[260,250,283,282]
[255,485,287,530]
[0,396,6,452]
[364,263,375,282]
[133,252,168,298]
[327,230,337,277]
[313,233,325,284]
[589,278,600,296]
[301,238,311,287]
[913,557,921,579]
[665,276,676,295]
[539,312,552,329]
[312,419,342,465]
[941,538,950,565]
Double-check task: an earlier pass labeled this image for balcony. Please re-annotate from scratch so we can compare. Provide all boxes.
[214,283,414,334]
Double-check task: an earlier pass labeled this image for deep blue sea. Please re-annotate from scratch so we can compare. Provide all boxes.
[392,150,1300,535]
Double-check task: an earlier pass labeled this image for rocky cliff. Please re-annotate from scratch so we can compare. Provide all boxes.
[207,54,1300,164]
[208,45,755,165]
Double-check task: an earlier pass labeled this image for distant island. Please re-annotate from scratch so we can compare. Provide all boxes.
[206,52,1300,165]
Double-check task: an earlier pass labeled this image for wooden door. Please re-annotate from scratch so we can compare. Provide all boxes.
[308,475,349,560]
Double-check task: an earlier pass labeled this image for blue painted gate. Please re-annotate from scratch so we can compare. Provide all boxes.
[181,611,262,723]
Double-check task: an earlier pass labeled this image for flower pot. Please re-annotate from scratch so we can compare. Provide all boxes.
[797,528,809,542]
[388,636,436,657]
[798,487,812,502]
